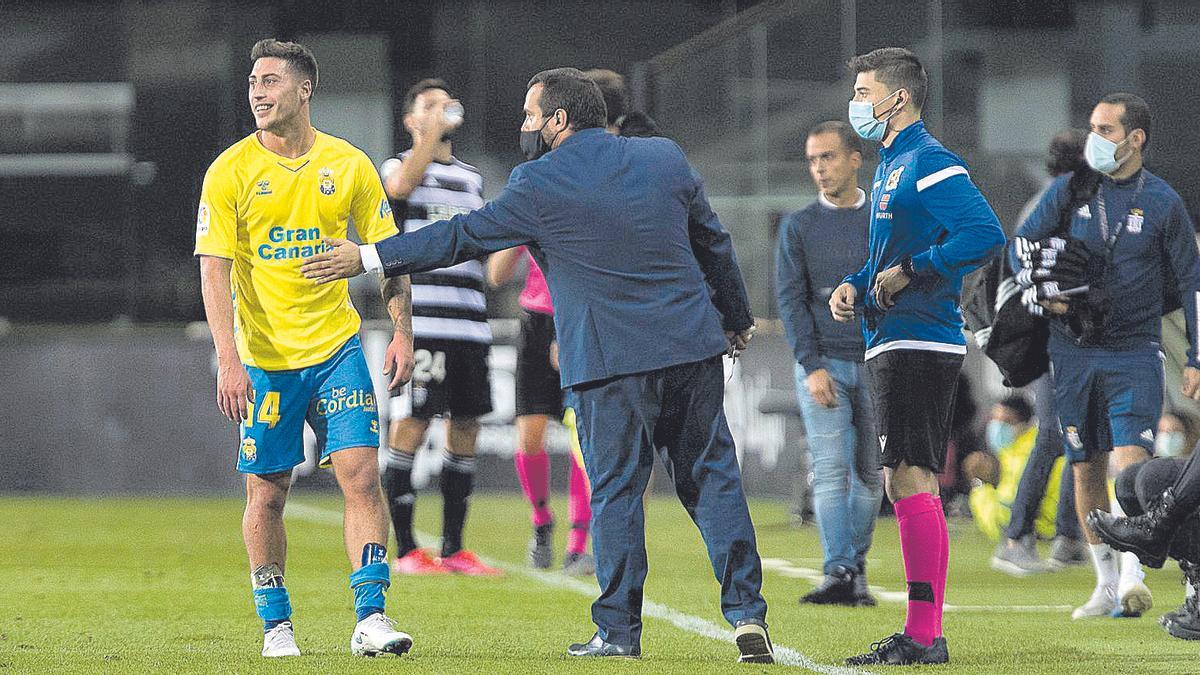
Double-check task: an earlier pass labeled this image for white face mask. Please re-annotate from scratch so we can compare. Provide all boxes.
[1155,431,1187,457]
[1084,132,1132,174]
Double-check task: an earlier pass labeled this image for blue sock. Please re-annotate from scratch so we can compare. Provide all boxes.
[253,587,292,632]
[350,543,390,622]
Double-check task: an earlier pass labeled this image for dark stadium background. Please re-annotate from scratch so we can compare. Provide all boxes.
[4,0,1200,496]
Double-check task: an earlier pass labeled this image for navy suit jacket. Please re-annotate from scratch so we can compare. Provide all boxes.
[373,127,753,389]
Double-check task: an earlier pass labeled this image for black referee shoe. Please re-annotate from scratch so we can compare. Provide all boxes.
[845,633,949,666]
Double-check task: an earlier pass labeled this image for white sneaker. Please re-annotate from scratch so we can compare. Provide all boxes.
[1072,585,1117,620]
[262,621,301,657]
[350,612,413,657]
[1117,580,1153,618]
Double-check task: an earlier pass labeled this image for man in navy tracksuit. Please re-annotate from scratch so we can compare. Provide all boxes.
[1011,92,1200,620]
[301,67,773,665]
[830,48,1005,666]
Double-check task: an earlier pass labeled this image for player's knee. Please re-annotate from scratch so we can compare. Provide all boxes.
[246,486,288,517]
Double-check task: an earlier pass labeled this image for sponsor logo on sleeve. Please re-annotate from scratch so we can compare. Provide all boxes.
[196,202,210,237]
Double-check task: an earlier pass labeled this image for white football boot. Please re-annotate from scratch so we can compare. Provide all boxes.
[262,621,301,657]
[1072,584,1118,620]
[350,613,413,657]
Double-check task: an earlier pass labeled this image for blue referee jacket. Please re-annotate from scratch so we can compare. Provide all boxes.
[843,121,1005,359]
[371,128,753,389]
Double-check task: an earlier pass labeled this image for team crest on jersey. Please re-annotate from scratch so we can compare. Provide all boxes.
[1076,204,1091,219]
[240,437,258,462]
[885,166,905,191]
[196,202,210,236]
[318,168,336,196]
[255,179,272,196]
[1065,426,1082,450]
[1127,208,1144,234]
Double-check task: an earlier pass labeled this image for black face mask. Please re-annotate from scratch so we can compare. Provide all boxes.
[520,116,559,160]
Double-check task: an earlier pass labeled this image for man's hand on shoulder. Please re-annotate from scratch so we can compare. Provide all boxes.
[301,238,364,283]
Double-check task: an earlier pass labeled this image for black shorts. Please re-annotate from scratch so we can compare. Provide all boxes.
[866,348,964,473]
[515,310,564,417]
[389,338,493,420]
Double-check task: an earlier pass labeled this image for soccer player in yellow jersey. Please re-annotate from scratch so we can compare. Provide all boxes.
[194,38,415,659]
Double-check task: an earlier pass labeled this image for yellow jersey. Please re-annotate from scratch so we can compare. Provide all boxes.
[194,129,398,370]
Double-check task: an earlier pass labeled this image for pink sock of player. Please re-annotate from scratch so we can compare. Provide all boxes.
[565,456,591,554]
[932,495,949,639]
[514,450,553,526]
[894,492,945,647]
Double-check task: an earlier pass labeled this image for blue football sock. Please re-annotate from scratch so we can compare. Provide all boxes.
[253,587,292,632]
[350,543,390,622]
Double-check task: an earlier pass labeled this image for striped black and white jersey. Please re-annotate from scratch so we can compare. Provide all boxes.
[380,151,491,344]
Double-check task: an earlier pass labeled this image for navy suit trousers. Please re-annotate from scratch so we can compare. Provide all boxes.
[569,355,768,645]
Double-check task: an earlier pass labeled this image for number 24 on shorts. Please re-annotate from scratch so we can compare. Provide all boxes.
[414,349,447,384]
[246,391,282,429]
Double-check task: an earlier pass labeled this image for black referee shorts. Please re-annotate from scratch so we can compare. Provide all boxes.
[866,348,963,473]
[515,310,564,417]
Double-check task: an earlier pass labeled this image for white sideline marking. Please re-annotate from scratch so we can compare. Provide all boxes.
[761,558,1073,612]
[285,502,871,675]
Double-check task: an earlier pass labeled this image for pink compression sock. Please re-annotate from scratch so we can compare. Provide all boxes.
[566,455,592,554]
[514,450,553,526]
[894,492,947,647]
[932,496,949,639]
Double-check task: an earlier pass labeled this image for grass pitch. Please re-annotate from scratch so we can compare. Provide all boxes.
[0,493,1195,673]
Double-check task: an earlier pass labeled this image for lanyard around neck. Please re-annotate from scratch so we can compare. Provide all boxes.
[1095,171,1146,254]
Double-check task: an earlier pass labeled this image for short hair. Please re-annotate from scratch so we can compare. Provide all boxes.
[583,69,629,126]
[527,68,607,131]
[1046,128,1088,177]
[1100,92,1151,150]
[250,39,318,93]
[616,111,659,138]
[847,47,928,112]
[807,120,863,157]
[403,78,451,115]
[998,395,1034,425]
[1163,410,1195,437]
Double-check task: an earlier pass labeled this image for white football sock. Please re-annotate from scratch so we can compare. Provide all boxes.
[1089,543,1119,588]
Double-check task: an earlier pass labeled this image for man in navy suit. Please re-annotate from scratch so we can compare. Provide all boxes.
[301,67,772,664]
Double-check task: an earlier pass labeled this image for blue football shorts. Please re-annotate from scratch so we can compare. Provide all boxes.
[1049,345,1163,463]
[236,335,380,475]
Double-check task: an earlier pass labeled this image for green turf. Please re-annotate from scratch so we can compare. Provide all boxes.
[0,493,1195,673]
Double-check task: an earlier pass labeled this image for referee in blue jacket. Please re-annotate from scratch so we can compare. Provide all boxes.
[830,48,1004,666]
[301,67,773,664]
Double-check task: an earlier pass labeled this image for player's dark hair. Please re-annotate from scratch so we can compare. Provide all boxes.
[998,395,1034,425]
[403,78,452,115]
[848,47,928,112]
[808,120,863,157]
[250,39,318,94]
[582,69,629,126]
[527,68,607,131]
[1164,409,1196,437]
[1100,91,1151,150]
[616,111,659,138]
[1046,128,1088,177]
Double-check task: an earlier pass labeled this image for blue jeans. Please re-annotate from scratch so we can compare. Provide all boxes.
[570,356,767,647]
[794,357,883,574]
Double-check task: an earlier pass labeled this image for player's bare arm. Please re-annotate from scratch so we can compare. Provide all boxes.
[199,255,253,422]
[486,247,524,288]
[381,274,416,389]
[383,97,462,200]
